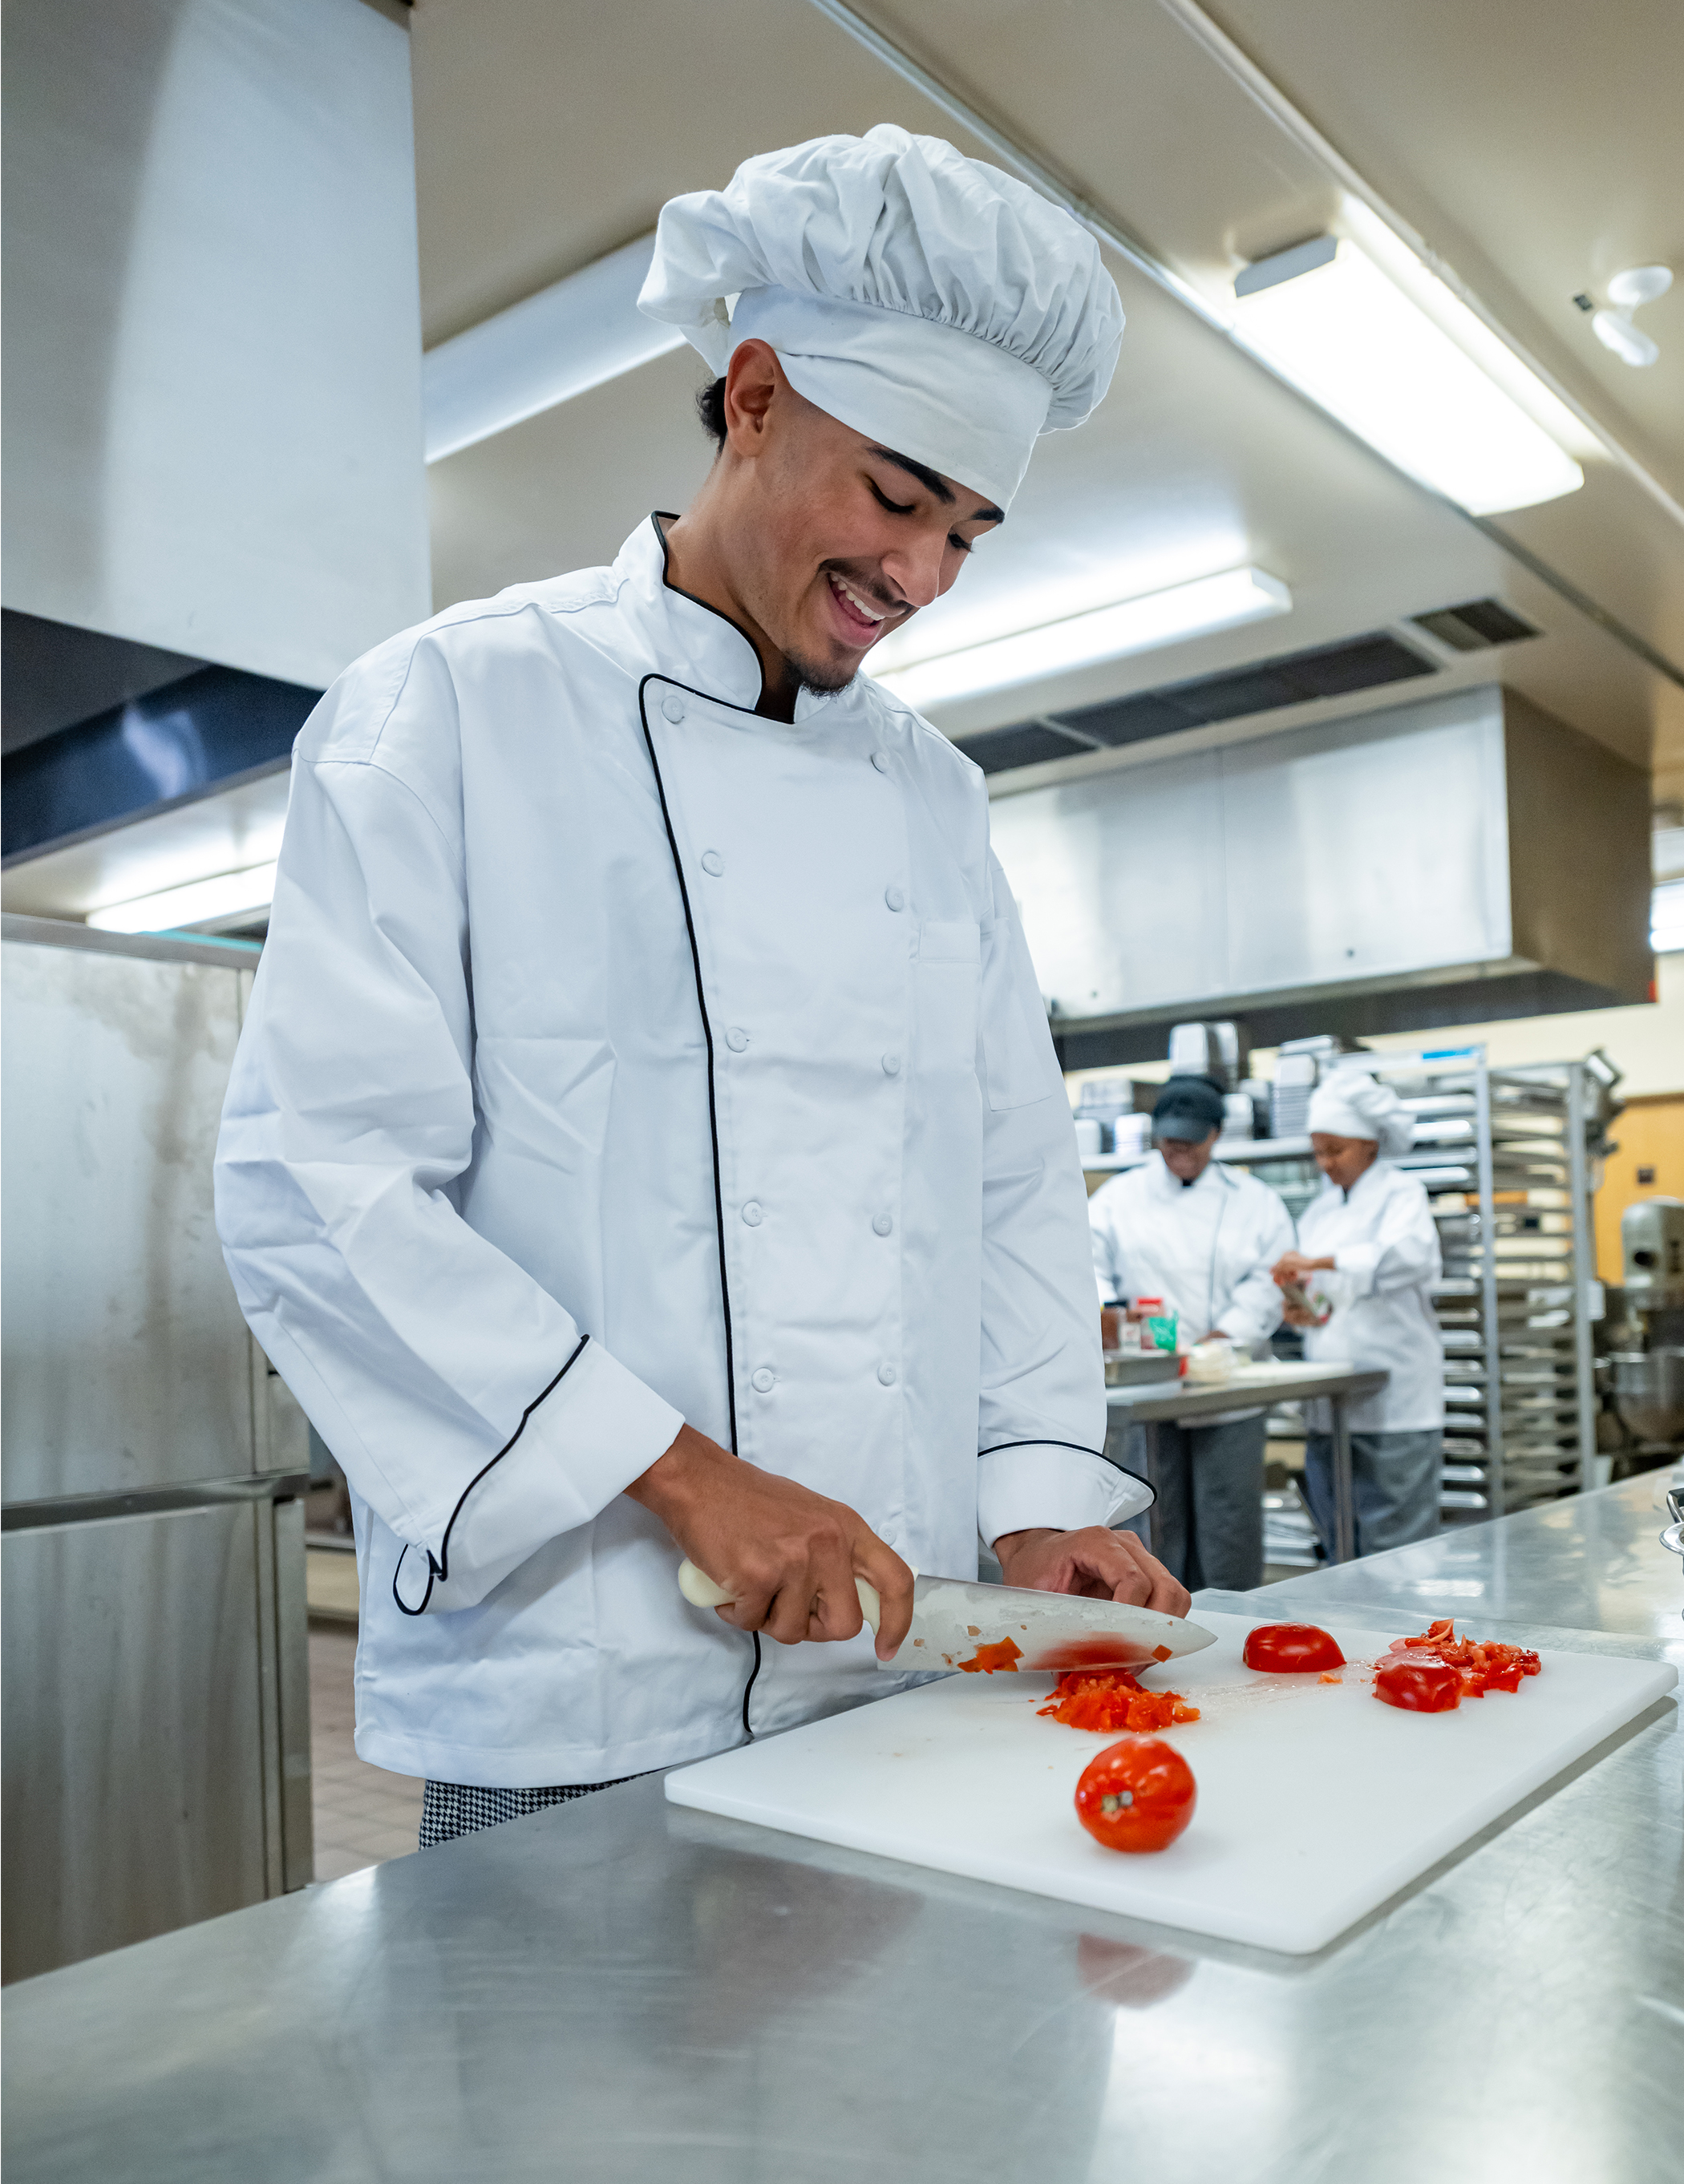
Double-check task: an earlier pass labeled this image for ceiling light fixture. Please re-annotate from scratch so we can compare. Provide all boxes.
[1230,205,1586,516]
[423,233,686,463]
[87,860,278,935]
[1591,265,1670,370]
[871,567,1291,713]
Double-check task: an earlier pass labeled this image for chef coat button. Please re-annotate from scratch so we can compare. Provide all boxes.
[726,1027,749,1052]
[885,885,905,912]
[872,1212,894,1236]
[700,851,724,876]
[876,1362,898,1387]
[662,694,686,724]
[870,750,889,773]
[742,1200,763,1227]
[751,1367,775,1393]
[881,1052,901,1076]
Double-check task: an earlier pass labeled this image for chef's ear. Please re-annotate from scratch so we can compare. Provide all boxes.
[719,339,783,453]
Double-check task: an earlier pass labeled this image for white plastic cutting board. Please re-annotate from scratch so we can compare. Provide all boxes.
[666,1610,1675,1954]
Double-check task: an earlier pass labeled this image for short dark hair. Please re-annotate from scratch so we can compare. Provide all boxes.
[696,374,727,450]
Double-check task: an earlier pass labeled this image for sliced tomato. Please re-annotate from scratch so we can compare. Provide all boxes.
[1075,1737,1196,1854]
[956,1637,1022,1675]
[1374,1655,1462,1713]
[1242,1623,1346,1672]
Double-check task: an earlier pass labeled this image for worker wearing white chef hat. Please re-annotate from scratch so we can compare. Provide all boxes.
[217,125,1177,1853]
[1272,1066,1445,1556]
[1089,1075,1295,1590]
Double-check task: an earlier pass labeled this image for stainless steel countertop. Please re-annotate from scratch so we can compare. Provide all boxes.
[1237,1469,1684,1656]
[1104,1363,1388,1419]
[6,1480,1679,2184]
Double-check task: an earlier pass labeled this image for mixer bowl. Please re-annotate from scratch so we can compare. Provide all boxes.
[1610,1348,1684,1442]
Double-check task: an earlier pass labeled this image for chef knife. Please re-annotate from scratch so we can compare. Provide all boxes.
[677,1560,1216,1674]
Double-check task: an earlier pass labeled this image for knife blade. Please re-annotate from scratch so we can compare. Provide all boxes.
[676,1560,1216,1675]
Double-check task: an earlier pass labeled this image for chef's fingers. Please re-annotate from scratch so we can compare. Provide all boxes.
[853,1531,915,1660]
[1103,1531,1192,1619]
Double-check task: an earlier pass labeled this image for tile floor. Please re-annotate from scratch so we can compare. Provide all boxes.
[309,1623,425,1880]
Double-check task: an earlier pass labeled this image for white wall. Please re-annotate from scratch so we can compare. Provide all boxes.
[2,0,429,688]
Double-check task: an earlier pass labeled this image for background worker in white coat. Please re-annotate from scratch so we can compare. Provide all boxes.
[1272,1069,1444,1557]
[215,127,1187,1850]
[1088,1076,1294,1588]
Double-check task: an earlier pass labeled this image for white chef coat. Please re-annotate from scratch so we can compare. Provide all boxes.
[1088,1156,1294,1421]
[214,516,1140,1788]
[1297,1159,1444,1433]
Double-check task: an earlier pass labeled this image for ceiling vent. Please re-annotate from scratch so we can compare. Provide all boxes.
[1410,598,1540,651]
[959,629,1436,775]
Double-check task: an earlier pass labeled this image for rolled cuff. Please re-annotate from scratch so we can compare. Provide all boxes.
[977,1442,1152,1548]
[1335,1241,1382,1298]
[395,1341,685,1615]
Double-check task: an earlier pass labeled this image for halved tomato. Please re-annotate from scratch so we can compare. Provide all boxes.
[1074,1737,1196,1854]
[1374,1655,1462,1713]
[1241,1623,1346,1672]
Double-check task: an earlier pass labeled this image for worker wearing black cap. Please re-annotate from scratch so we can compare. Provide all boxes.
[1087,1076,1295,1587]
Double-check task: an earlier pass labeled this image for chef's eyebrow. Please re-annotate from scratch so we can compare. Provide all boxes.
[869,447,1004,526]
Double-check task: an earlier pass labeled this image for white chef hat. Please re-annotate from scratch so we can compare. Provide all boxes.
[1307,1069,1415,1157]
[638,125,1124,511]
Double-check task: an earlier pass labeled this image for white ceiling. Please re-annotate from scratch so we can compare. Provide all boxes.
[412,0,1684,807]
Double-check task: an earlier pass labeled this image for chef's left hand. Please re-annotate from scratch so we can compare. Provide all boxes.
[992,1527,1191,1618]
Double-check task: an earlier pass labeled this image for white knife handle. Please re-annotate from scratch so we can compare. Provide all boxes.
[677,1558,882,1636]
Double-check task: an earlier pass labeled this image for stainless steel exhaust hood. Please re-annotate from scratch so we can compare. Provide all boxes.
[987,686,1650,1053]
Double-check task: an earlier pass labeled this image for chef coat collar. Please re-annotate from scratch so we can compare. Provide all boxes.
[621,514,850,727]
[1326,1155,1394,1206]
[1147,1153,1233,1202]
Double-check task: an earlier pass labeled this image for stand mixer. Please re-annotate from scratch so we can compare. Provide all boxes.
[1609,1198,1684,1444]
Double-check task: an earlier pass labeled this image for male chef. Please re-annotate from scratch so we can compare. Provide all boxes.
[1089,1076,1294,1587]
[216,127,1187,1847]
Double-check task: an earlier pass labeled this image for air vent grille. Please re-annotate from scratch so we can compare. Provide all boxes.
[961,629,1435,775]
[1411,598,1540,651]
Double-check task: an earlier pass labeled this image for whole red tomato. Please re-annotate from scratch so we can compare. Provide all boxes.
[1374,1655,1461,1713]
[1242,1623,1346,1672]
[1075,1736,1196,1854]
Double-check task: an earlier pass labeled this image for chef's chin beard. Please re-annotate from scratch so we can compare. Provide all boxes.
[783,646,860,697]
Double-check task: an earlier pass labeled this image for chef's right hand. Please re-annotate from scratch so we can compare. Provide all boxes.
[625,1423,915,1661]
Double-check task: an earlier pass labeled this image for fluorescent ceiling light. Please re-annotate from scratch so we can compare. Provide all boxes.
[423,233,686,463]
[1231,208,1585,516]
[87,861,277,935]
[871,566,1290,712]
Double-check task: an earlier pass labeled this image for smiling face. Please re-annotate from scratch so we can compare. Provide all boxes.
[662,341,1003,714]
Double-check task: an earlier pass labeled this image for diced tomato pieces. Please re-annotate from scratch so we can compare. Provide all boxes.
[1374,1623,1541,1713]
[957,1637,1023,1674]
[1038,1667,1200,1733]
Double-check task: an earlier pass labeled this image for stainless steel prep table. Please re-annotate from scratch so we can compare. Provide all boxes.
[1107,1363,1388,1562]
[5,1478,1678,2184]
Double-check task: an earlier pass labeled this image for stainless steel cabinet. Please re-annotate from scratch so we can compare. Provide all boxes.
[1,917,312,1983]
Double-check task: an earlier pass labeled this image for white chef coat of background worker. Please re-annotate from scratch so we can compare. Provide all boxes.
[1273,1067,1445,1556]
[214,128,1185,1835]
[1088,1074,1294,1588]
